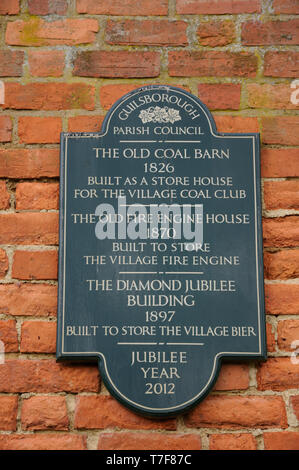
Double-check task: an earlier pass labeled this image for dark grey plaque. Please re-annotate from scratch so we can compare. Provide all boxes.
[57,85,266,417]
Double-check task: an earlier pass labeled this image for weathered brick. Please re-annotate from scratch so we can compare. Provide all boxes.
[264,249,299,280]
[209,433,257,450]
[264,51,299,78]
[68,115,104,132]
[0,51,23,77]
[247,84,298,110]
[257,358,299,391]
[28,50,65,77]
[76,0,168,15]
[0,434,86,450]
[3,83,94,111]
[0,284,57,317]
[98,432,201,450]
[197,20,235,46]
[169,51,257,77]
[6,18,98,46]
[0,212,58,245]
[213,364,249,391]
[12,251,58,280]
[0,360,99,393]
[277,320,299,351]
[264,432,299,450]
[21,395,68,430]
[185,395,287,429]
[242,20,299,45]
[18,116,62,144]
[291,395,299,421]
[176,0,261,14]
[0,396,18,431]
[265,284,299,315]
[261,148,299,178]
[0,116,12,143]
[267,322,276,352]
[0,320,18,352]
[262,116,299,145]
[16,182,59,210]
[0,249,8,279]
[264,181,299,211]
[215,115,259,133]
[106,19,187,46]
[0,181,10,210]
[75,395,176,430]
[0,0,19,14]
[263,216,299,247]
[20,321,56,353]
[73,51,160,78]
[198,84,241,110]
[273,0,299,14]
[28,0,68,15]
[0,149,59,179]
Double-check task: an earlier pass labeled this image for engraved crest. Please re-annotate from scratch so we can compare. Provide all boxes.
[139,106,181,124]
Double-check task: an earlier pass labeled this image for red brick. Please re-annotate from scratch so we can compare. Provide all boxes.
[0,360,99,393]
[197,20,235,46]
[262,117,299,145]
[209,433,257,450]
[264,432,299,450]
[277,320,299,351]
[0,181,10,210]
[265,283,299,315]
[215,115,259,133]
[20,321,56,353]
[247,84,298,110]
[261,148,299,178]
[0,51,23,77]
[21,395,68,430]
[6,18,98,46]
[16,182,59,210]
[68,115,104,132]
[185,395,287,429]
[73,51,160,78]
[198,84,241,110]
[0,320,18,352]
[0,396,18,431]
[263,216,299,248]
[12,251,58,280]
[3,83,94,111]
[0,212,58,245]
[18,116,62,144]
[106,20,187,46]
[273,0,299,14]
[98,432,201,450]
[264,181,299,211]
[0,0,19,14]
[28,50,65,77]
[0,148,59,179]
[176,0,261,14]
[0,249,8,279]
[0,283,57,317]
[213,364,249,391]
[267,322,276,352]
[258,358,299,391]
[264,249,299,280]
[291,395,299,420]
[28,0,68,15]
[169,51,257,78]
[264,51,299,78]
[76,0,168,15]
[242,20,299,45]
[0,116,12,143]
[75,395,176,430]
[0,434,86,450]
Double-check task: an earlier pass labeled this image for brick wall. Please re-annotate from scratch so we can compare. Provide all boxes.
[0,0,298,451]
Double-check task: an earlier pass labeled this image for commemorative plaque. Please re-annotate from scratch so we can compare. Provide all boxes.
[57,85,266,417]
